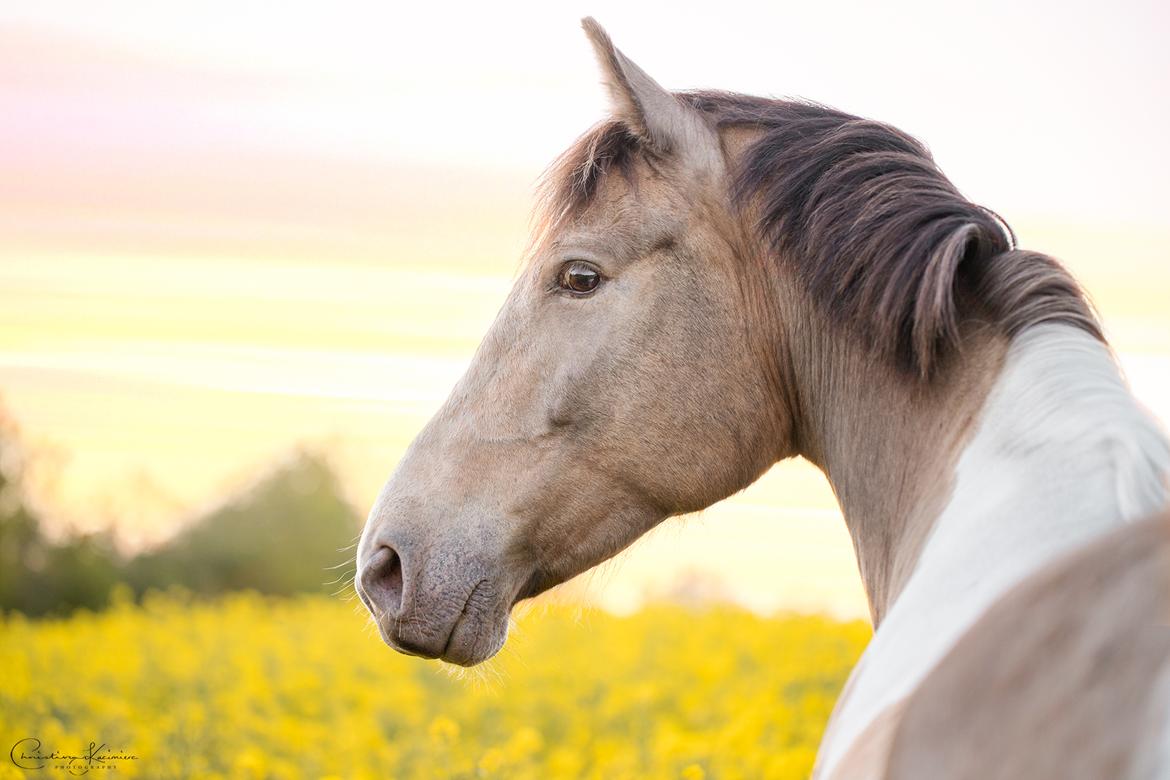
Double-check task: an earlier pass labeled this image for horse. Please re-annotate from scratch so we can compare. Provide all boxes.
[355,18,1170,778]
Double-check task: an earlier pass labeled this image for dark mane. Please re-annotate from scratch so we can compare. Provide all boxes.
[537,91,1102,376]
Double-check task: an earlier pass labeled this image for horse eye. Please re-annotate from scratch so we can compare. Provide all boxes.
[558,261,601,295]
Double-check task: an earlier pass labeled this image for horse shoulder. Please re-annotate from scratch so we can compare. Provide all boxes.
[883,511,1170,780]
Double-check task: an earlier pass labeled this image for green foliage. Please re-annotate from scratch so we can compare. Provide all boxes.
[0,410,360,615]
[126,454,360,598]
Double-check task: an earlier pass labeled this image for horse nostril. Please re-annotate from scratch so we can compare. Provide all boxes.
[360,545,405,618]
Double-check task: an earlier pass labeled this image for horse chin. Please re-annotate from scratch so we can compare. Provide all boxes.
[438,608,509,667]
[370,576,510,667]
[439,566,564,666]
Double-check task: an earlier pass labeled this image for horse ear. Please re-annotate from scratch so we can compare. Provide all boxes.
[581,18,719,168]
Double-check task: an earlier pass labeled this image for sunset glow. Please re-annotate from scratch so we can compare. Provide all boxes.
[3,1,1168,618]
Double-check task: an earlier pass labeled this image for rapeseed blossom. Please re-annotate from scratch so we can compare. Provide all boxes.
[0,592,868,779]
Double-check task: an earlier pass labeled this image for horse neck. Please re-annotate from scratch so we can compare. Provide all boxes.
[904,323,1170,600]
[784,301,1009,624]
[787,306,1169,626]
[800,319,1170,779]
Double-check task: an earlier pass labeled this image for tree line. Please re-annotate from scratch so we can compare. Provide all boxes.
[0,410,361,616]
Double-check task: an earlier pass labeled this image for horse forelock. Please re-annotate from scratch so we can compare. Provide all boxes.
[531,119,645,249]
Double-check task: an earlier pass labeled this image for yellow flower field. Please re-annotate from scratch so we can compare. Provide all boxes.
[0,592,869,780]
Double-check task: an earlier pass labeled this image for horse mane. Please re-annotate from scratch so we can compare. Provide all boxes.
[537,90,1103,377]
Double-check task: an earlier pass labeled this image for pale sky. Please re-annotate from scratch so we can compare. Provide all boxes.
[2,1,1168,618]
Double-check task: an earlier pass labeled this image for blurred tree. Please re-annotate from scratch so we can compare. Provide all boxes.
[0,403,53,613]
[0,400,360,615]
[126,452,360,598]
